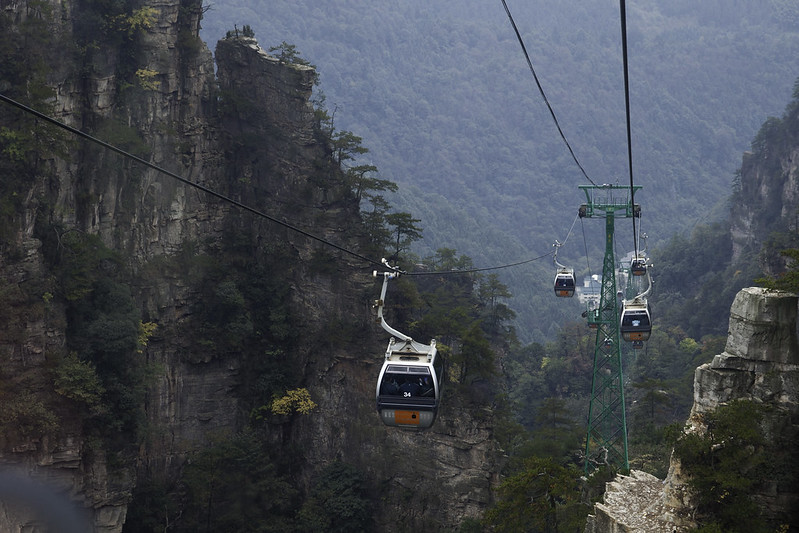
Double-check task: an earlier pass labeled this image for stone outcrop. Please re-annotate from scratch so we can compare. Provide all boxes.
[584,470,687,533]
[585,287,799,532]
[691,287,799,414]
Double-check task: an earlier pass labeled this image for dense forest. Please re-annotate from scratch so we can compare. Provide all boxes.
[199,0,799,342]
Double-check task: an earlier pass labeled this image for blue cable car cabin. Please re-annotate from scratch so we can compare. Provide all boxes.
[375,340,443,430]
[554,268,576,297]
[620,303,651,342]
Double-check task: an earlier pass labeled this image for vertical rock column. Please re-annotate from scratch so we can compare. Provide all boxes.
[691,286,799,416]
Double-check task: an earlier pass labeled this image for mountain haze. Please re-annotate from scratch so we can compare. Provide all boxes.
[200,0,799,341]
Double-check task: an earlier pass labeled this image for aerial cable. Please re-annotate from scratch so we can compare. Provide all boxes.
[553,212,579,270]
[499,0,598,187]
[0,92,384,269]
[404,250,555,277]
[635,217,645,255]
[557,213,580,248]
[618,0,639,258]
[580,217,593,280]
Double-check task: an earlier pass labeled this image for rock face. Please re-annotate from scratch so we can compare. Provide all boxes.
[585,287,799,532]
[693,287,799,414]
[730,99,799,265]
[0,1,500,531]
[584,470,686,533]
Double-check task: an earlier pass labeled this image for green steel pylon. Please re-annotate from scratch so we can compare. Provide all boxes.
[579,185,640,473]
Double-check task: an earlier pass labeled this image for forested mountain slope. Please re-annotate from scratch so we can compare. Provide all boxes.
[2,1,798,529]
[200,0,799,341]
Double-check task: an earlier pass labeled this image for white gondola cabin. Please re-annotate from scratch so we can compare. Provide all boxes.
[554,268,576,297]
[375,338,443,429]
[620,300,651,342]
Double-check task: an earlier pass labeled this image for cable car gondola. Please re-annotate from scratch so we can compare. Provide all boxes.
[620,299,651,342]
[583,306,600,329]
[552,241,576,297]
[621,264,653,343]
[630,256,647,276]
[631,234,648,276]
[375,338,443,429]
[373,264,443,430]
[554,268,576,297]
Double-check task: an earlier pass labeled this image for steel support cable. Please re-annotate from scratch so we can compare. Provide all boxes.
[558,213,580,247]
[635,213,644,254]
[1,92,551,277]
[580,218,593,280]
[500,0,597,187]
[554,213,580,269]
[618,0,638,258]
[404,250,555,276]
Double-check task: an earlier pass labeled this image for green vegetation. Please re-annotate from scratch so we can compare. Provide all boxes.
[672,400,798,532]
[307,83,425,259]
[0,392,59,444]
[142,430,300,532]
[44,232,153,446]
[297,461,372,532]
[72,0,163,101]
[269,40,312,67]
[226,23,256,39]
[127,433,373,532]
[53,353,106,413]
[483,457,594,533]
[0,1,69,244]
[267,387,317,416]
[756,248,799,292]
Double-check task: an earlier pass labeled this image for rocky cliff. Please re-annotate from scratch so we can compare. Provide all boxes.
[731,85,799,265]
[0,1,500,530]
[585,286,799,532]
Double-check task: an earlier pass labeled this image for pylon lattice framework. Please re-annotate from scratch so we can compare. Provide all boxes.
[580,184,640,473]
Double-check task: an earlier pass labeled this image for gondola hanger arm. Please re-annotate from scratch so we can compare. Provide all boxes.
[633,266,653,302]
[553,240,568,270]
[373,260,412,342]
